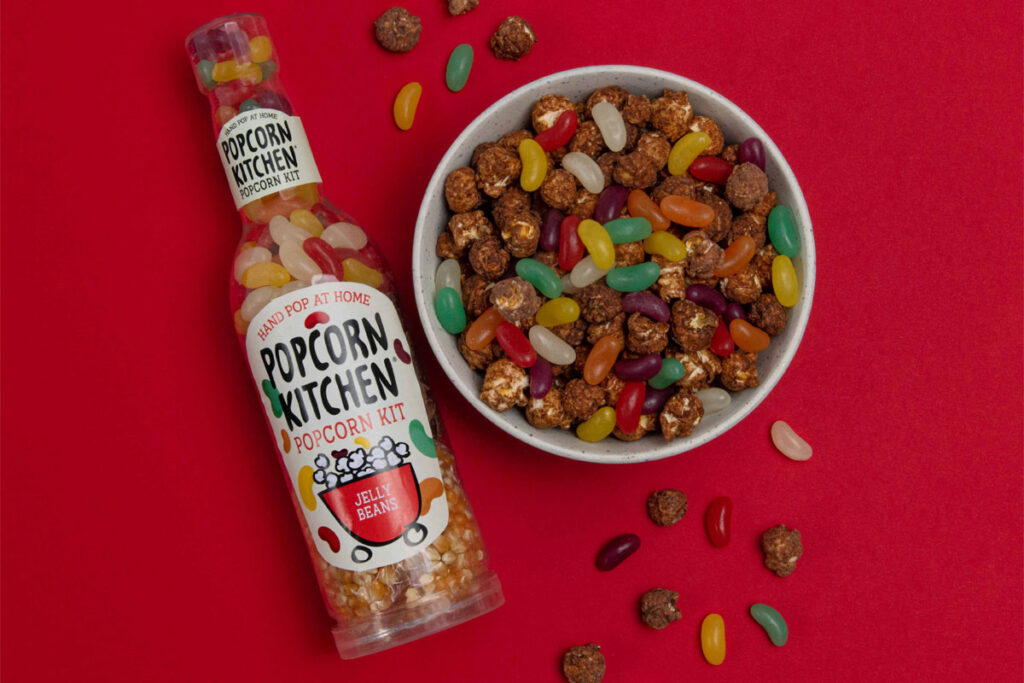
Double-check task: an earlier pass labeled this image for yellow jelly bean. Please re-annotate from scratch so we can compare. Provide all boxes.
[518,138,548,192]
[772,254,799,307]
[241,261,291,288]
[249,35,273,62]
[577,219,615,270]
[243,184,320,223]
[211,59,240,82]
[701,613,726,666]
[237,62,262,85]
[576,406,616,442]
[343,259,384,289]
[354,437,371,449]
[297,465,317,511]
[393,82,422,131]
[668,131,711,176]
[535,297,581,327]
[643,231,687,261]
[288,209,324,237]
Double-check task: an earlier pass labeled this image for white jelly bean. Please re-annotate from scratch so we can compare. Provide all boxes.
[269,215,310,246]
[240,286,277,321]
[771,421,812,461]
[528,325,576,365]
[569,255,610,288]
[278,279,309,295]
[435,258,463,302]
[562,151,605,193]
[696,387,731,414]
[591,101,627,152]
[279,240,322,281]
[321,221,368,250]
[560,273,580,295]
[233,246,271,283]
[309,274,337,285]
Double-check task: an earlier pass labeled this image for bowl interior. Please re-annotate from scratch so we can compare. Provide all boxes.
[413,66,815,464]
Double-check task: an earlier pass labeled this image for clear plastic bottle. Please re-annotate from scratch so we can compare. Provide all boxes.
[186,13,502,659]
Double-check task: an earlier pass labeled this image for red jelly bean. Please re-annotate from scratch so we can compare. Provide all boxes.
[558,215,585,271]
[595,533,641,571]
[710,318,734,357]
[689,156,734,184]
[705,497,732,547]
[245,223,274,249]
[534,109,578,151]
[317,526,340,553]
[302,236,344,278]
[530,358,553,398]
[495,321,537,368]
[616,382,645,433]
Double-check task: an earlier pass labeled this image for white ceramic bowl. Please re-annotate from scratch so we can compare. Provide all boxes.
[413,66,815,464]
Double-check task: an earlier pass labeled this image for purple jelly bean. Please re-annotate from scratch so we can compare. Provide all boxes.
[594,185,629,224]
[621,291,670,322]
[530,358,553,399]
[739,137,765,171]
[642,386,674,415]
[595,533,641,571]
[685,284,727,316]
[613,354,662,381]
[257,90,292,115]
[540,209,563,252]
[722,302,746,324]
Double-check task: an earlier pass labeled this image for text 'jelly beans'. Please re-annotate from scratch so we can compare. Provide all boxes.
[772,255,799,307]
[558,215,585,271]
[466,307,504,350]
[529,325,576,365]
[577,219,615,270]
[660,195,714,228]
[771,421,812,461]
[705,497,732,547]
[529,358,553,398]
[434,287,466,334]
[535,297,580,327]
[518,138,547,192]
[534,109,577,151]
[689,156,734,184]
[604,217,652,244]
[700,613,726,666]
[591,101,627,152]
[621,291,670,322]
[616,382,645,433]
[750,603,789,646]
[393,81,422,131]
[495,321,537,367]
[668,131,710,176]
[562,152,605,193]
[648,358,685,389]
[577,406,616,442]
[584,335,623,385]
[739,137,765,170]
[516,257,562,298]
[767,205,800,257]
[695,387,730,414]
[729,318,770,353]
[445,43,473,92]
[644,231,687,261]
[606,262,660,292]
[595,185,628,224]
[614,354,662,382]
[595,532,640,570]
[627,189,670,231]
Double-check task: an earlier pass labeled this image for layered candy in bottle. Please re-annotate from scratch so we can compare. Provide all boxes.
[186,14,502,659]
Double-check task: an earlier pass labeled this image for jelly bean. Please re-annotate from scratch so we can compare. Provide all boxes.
[705,496,732,547]
[685,284,727,316]
[583,335,623,385]
[269,215,309,245]
[495,321,537,368]
[569,255,610,288]
[689,156,734,184]
[237,62,262,85]
[540,209,563,251]
[342,258,384,289]
[279,279,309,296]
[648,358,685,389]
[409,419,437,458]
[280,240,322,281]
[700,614,726,666]
[240,285,277,321]
[298,465,317,511]
[302,237,344,278]
[577,219,615,270]
[535,297,580,327]
[529,324,576,365]
[519,138,547,192]
[621,291,670,322]
[393,82,421,131]
[606,262,660,292]
[214,105,237,126]
[289,209,324,237]
[660,195,715,228]
[594,532,640,570]
[739,137,765,170]
[516,258,562,298]
[604,217,652,244]
[214,78,255,108]
[595,185,629,224]
[668,131,710,175]
[321,221,368,250]
[212,59,241,82]
[435,258,463,303]
[722,302,746,324]
[591,101,627,152]
[627,189,671,232]
[616,381,645,433]
[767,205,799,257]
[197,59,217,89]
[771,421,812,461]
[242,183,319,223]
[445,43,473,92]
[558,215,585,271]
[714,235,757,277]
[534,109,578,151]
[710,318,735,357]
[750,604,789,646]
[772,254,799,307]
[695,387,731,414]
[578,406,617,442]
[245,223,274,250]
[642,386,674,414]
[562,151,605,193]
[249,35,273,62]
[234,245,272,282]
[643,231,687,261]
[239,98,260,112]
[466,307,505,350]
[261,62,279,82]
[560,274,580,295]
[529,358,553,399]
[242,261,290,288]
[730,318,770,352]
[614,354,662,382]
[435,287,467,334]
[257,85,289,113]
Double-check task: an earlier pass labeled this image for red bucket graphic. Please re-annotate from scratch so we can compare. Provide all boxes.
[319,463,422,546]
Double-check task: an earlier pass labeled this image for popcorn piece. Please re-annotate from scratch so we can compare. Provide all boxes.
[551,318,586,346]
[458,332,499,370]
[585,86,629,116]
[725,162,770,211]
[444,167,482,213]
[562,378,606,421]
[499,210,541,258]
[634,132,671,171]
[447,0,478,15]
[683,230,724,279]
[729,212,767,249]
[562,644,605,683]
[612,150,658,189]
[489,16,536,61]
[646,489,687,526]
[462,274,492,318]
[373,7,422,52]
[474,144,521,198]
[586,312,626,345]
[448,210,494,251]
[650,255,687,301]
[639,588,682,629]
[696,191,732,243]
[435,231,462,260]
[614,241,645,267]
[577,283,622,324]
[650,173,697,203]
[469,236,510,280]
[761,524,804,577]
[612,413,657,441]
[490,277,542,325]
[719,263,763,304]
[540,169,578,212]
[670,300,717,351]
[626,312,669,354]
[525,389,572,429]
[479,359,528,412]
[688,115,723,155]
[751,244,778,289]
[568,120,606,158]
[621,93,652,126]
[498,129,533,151]
[659,387,703,441]
[720,350,760,390]
[666,347,721,390]
[650,89,694,141]
[600,372,624,406]
[532,94,574,133]
[570,188,599,219]
[750,190,777,220]
[748,293,787,335]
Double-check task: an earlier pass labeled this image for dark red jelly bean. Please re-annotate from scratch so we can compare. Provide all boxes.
[689,156,734,184]
[739,138,765,171]
[495,321,537,368]
[705,497,732,547]
[534,109,578,151]
[722,302,746,324]
[317,526,341,553]
[257,89,292,115]
[685,284,727,316]
[245,223,274,249]
[642,386,674,414]
[558,215,585,271]
[615,382,645,433]
[621,291,670,322]
[393,339,412,364]
[530,358,553,398]
[613,354,662,381]
[540,208,564,252]
[595,185,629,224]
[710,318,734,357]
[595,533,641,571]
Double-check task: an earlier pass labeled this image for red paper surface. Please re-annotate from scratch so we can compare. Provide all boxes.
[2,1,1022,680]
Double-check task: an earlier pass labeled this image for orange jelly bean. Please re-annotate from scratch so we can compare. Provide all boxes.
[466,307,505,350]
[659,195,715,228]
[713,235,757,277]
[584,335,624,385]
[627,189,670,231]
[729,318,771,352]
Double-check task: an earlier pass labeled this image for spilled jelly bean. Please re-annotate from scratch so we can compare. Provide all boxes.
[445,43,473,92]
[595,185,629,224]
[318,526,340,553]
[519,138,547,192]
[516,258,562,298]
[739,137,765,170]
[772,255,799,307]
[558,215,585,271]
[242,261,290,289]
[643,231,687,261]
[583,335,623,385]
[529,325,576,365]
[535,297,580,327]
[393,338,412,364]
[604,217,652,244]
[577,219,615,270]
[409,419,437,458]
[660,195,715,228]
[298,466,317,510]
[577,406,617,442]
[615,382,645,433]
[435,287,467,334]
[714,235,757,277]
[729,318,770,352]
[540,209,564,251]
[529,357,553,398]
[621,291,670,321]
[304,311,329,329]
[534,109,578,151]
[591,101,627,152]
[435,258,462,301]
[722,302,746,324]
[668,131,710,175]
[627,189,670,231]
[495,321,537,367]
[767,205,800,257]
[641,386,674,414]
[595,532,640,570]
[562,151,605,193]
[613,354,663,382]
[771,421,812,461]
[342,258,384,288]
[419,478,445,515]
[750,603,788,646]
[696,388,731,414]
[689,156,734,184]
[685,284,727,316]
[393,81,422,131]
[261,379,283,417]
[569,256,610,289]
[705,497,732,547]
[700,613,726,665]
[465,307,505,350]
[648,358,685,389]
[710,318,735,357]
[281,429,291,454]
[606,262,661,292]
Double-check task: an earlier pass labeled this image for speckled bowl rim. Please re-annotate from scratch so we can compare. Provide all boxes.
[412,65,815,464]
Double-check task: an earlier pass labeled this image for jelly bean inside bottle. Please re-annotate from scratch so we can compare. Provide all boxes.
[660,195,715,228]
[534,109,577,151]
[627,189,670,232]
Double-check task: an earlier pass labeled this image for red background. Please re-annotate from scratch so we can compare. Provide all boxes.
[2,0,1022,680]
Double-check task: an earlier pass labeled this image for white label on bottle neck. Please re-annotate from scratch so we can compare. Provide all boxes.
[245,281,448,571]
[217,109,322,209]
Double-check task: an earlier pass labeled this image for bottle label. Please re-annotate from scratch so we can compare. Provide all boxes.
[217,110,323,209]
[245,281,449,571]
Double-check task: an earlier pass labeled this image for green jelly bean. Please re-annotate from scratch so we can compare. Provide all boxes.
[648,358,685,389]
[409,419,437,458]
[750,603,788,646]
[516,258,563,298]
[434,287,466,334]
[261,379,283,418]
[239,98,261,113]
[767,206,800,257]
[445,43,474,92]
[197,59,217,90]
[606,262,661,292]
[603,217,652,244]
[259,60,277,81]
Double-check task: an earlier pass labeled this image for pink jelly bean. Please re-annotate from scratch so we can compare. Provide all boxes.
[540,209,563,252]
[685,283,727,316]
[613,354,662,382]
[595,185,628,224]
[621,291,670,322]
